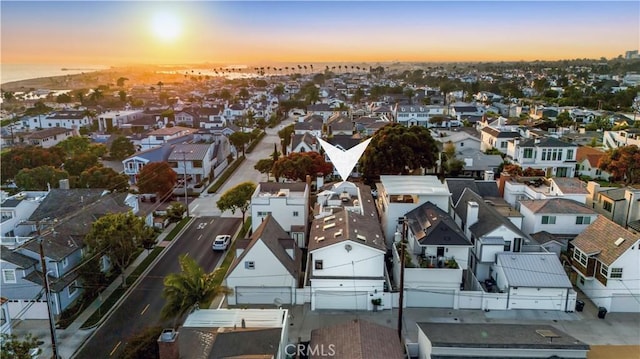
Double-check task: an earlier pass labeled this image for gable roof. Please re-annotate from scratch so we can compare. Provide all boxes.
[576,146,605,167]
[168,143,212,161]
[445,178,499,207]
[571,216,638,265]
[481,126,520,138]
[228,215,300,278]
[519,198,596,214]
[455,188,528,239]
[496,253,572,288]
[519,137,577,148]
[310,319,404,359]
[0,246,38,268]
[308,209,385,252]
[405,202,470,246]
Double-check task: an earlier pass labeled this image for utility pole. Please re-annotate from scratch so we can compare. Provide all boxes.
[31,220,59,359]
[397,217,407,341]
[178,149,194,217]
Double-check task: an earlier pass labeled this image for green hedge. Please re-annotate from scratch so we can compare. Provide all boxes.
[207,156,245,193]
[245,131,266,153]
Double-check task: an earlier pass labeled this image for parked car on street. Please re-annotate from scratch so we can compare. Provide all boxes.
[212,234,231,251]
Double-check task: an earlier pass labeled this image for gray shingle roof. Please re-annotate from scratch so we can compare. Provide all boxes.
[519,137,577,148]
[519,198,596,214]
[405,202,470,246]
[168,144,212,161]
[445,178,499,207]
[496,253,572,288]
[0,246,38,268]
[310,320,404,359]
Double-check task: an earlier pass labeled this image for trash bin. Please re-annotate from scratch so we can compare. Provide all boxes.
[597,306,607,319]
[575,300,585,312]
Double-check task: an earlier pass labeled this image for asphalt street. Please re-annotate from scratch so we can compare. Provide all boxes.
[74,216,240,359]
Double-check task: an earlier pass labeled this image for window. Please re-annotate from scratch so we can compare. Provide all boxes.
[542,215,556,224]
[293,211,299,217]
[573,249,588,267]
[193,160,203,168]
[610,268,623,278]
[315,260,323,270]
[500,141,507,148]
[523,148,534,158]
[567,149,574,159]
[579,276,585,285]
[257,211,271,217]
[168,161,178,168]
[2,269,16,283]
[576,216,591,225]
[62,258,69,268]
[603,201,613,212]
[600,263,609,277]
[504,241,511,251]
[245,261,255,270]
[69,280,78,296]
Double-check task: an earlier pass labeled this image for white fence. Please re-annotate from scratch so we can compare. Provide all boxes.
[7,300,49,320]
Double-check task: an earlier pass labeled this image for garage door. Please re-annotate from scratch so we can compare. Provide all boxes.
[610,293,640,312]
[235,287,292,305]
[509,288,564,310]
[405,288,455,308]
[314,291,368,310]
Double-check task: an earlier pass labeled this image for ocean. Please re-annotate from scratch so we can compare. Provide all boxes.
[1,64,109,85]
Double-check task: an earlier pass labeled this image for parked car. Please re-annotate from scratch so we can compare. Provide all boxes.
[212,234,231,251]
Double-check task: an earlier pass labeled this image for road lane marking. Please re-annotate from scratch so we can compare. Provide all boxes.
[192,204,199,212]
[110,341,121,356]
[140,304,150,315]
[209,218,215,224]
[197,234,203,241]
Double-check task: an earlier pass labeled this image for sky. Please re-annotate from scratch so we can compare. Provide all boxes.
[1,1,638,65]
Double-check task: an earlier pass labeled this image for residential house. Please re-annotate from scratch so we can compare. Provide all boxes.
[23,127,76,148]
[136,126,197,151]
[519,198,598,237]
[325,114,353,136]
[417,323,589,359]
[122,144,177,185]
[1,191,49,242]
[571,216,640,312]
[492,102,518,118]
[0,297,10,334]
[432,128,481,152]
[445,178,501,210]
[290,132,320,154]
[0,246,43,320]
[501,176,590,208]
[576,146,611,181]
[507,137,578,178]
[306,103,333,121]
[586,182,640,228]
[6,189,137,317]
[602,128,640,150]
[453,188,533,281]
[375,175,451,244]
[168,143,217,189]
[570,108,597,124]
[450,104,485,121]
[294,114,324,138]
[225,215,301,305]
[173,108,199,127]
[198,107,228,129]
[493,253,575,310]
[309,320,404,359]
[223,103,245,120]
[250,182,309,248]
[307,208,386,311]
[457,148,503,179]
[394,202,471,308]
[480,124,520,153]
[96,110,144,132]
[393,104,446,128]
[157,308,289,359]
[40,110,92,130]
[353,116,389,136]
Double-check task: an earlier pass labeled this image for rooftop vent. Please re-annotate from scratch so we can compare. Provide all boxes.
[323,215,335,222]
[334,230,343,238]
[316,236,325,242]
[323,223,336,230]
[356,234,366,242]
[614,237,626,247]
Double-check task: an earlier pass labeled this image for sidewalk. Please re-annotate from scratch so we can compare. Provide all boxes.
[13,222,179,359]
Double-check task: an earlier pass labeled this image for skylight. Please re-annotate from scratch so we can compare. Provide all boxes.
[614,237,626,247]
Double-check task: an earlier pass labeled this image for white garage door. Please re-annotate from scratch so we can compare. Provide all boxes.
[314,291,368,310]
[610,293,640,312]
[509,288,565,310]
[406,288,455,308]
[235,287,292,305]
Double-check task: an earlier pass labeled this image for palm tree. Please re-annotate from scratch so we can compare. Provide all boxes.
[161,254,232,325]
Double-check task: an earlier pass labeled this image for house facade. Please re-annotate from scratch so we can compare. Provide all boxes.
[586,182,640,228]
[507,137,578,178]
[571,216,640,312]
[518,198,598,236]
[168,143,217,186]
[393,104,445,127]
[23,127,76,148]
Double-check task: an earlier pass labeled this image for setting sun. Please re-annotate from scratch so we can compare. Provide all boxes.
[151,11,181,42]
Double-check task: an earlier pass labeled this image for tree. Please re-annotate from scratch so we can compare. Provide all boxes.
[0,333,40,359]
[79,166,130,191]
[277,124,295,155]
[228,131,251,156]
[273,152,333,182]
[441,142,464,176]
[56,92,72,103]
[556,112,574,127]
[137,162,177,196]
[161,254,232,323]
[64,153,99,176]
[119,326,162,359]
[273,84,285,97]
[216,181,256,224]
[56,136,92,157]
[238,88,249,100]
[1,146,65,181]
[119,90,127,102]
[166,201,186,223]
[85,211,155,286]
[15,165,69,190]
[254,158,274,180]
[109,136,135,160]
[117,77,129,87]
[599,145,640,184]
[360,123,439,183]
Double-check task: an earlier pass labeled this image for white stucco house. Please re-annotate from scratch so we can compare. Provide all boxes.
[502,176,589,208]
[225,215,301,306]
[518,198,598,236]
[507,137,578,178]
[571,216,640,312]
[168,143,217,187]
[250,182,309,248]
[375,175,451,245]
[307,209,386,311]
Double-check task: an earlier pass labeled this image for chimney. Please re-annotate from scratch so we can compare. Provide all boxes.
[465,201,479,237]
[316,172,324,189]
[498,171,512,197]
[484,170,495,181]
[59,179,70,190]
[157,329,179,359]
